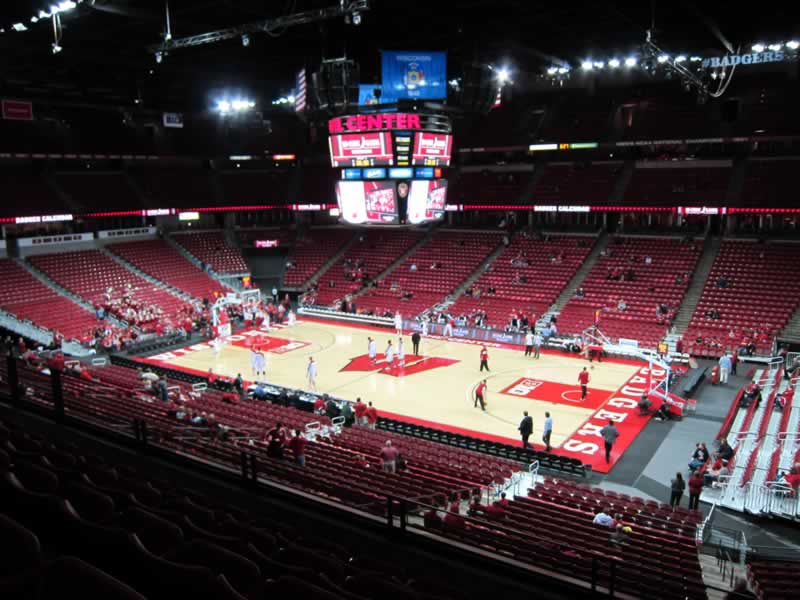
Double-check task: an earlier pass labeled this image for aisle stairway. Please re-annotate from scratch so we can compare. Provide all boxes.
[548,231,608,314]
[672,235,721,335]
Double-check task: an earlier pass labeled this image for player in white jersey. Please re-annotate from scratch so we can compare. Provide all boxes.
[421,317,429,337]
[385,340,395,366]
[253,346,266,378]
[307,357,318,391]
[397,338,405,367]
[394,311,403,335]
[249,345,260,375]
[368,337,377,363]
[287,309,296,326]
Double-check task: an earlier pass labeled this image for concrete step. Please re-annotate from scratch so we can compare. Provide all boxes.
[673,235,721,334]
[548,231,607,314]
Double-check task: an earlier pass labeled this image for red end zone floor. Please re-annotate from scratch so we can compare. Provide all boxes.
[134,321,684,475]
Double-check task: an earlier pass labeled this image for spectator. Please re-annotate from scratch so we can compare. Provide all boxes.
[340,401,355,426]
[234,373,244,398]
[423,501,444,530]
[380,440,400,473]
[638,394,653,415]
[705,460,731,487]
[365,401,378,429]
[654,401,672,421]
[592,508,614,527]
[609,524,631,547]
[325,396,340,419]
[443,500,466,530]
[716,439,735,462]
[718,354,732,384]
[252,381,268,401]
[354,397,367,425]
[287,429,307,466]
[313,396,326,415]
[354,453,370,468]
[157,376,170,403]
[266,422,286,458]
[600,420,620,463]
[467,494,487,516]
[688,442,710,472]
[485,501,507,521]
[688,471,705,509]
[575,287,585,299]
[670,472,685,507]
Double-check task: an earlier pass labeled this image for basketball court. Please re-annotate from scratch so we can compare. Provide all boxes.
[137,317,672,473]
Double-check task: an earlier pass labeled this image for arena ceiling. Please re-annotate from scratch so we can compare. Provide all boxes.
[0,0,796,110]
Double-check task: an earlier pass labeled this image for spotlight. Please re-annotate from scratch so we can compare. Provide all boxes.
[752,43,765,53]
[768,43,782,51]
[546,67,558,75]
[52,43,62,54]
[495,66,511,83]
[608,58,620,68]
[657,54,669,63]
[581,60,593,70]
[155,51,163,64]
[675,55,687,62]
[689,56,702,62]
[241,34,250,47]
[624,57,637,67]
[557,67,569,74]
[787,41,799,50]
[12,22,28,31]
[352,11,361,25]
[593,61,605,69]
[217,100,231,114]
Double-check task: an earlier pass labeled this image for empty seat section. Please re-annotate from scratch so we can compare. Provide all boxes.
[0,258,99,340]
[448,234,595,327]
[683,240,800,358]
[171,232,248,274]
[558,236,702,348]
[623,163,732,207]
[282,229,354,288]
[107,240,227,300]
[314,230,424,306]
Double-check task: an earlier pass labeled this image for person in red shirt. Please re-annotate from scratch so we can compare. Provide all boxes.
[443,501,465,530]
[379,440,400,473]
[207,368,217,386]
[485,501,506,521]
[688,471,704,509]
[313,396,326,415]
[47,352,65,373]
[479,346,490,372]
[353,397,367,426]
[365,401,378,429]
[497,492,509,508]
[578,367,590,400]
[287,429,307,466]
[354,453,370,468]
[474,379,487,411]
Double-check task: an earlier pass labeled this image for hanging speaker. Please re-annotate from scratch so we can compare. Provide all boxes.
[309,59,360,113]
[460,62,498,114]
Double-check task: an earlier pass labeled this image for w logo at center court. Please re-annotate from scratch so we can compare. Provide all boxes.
[340,354,459,377]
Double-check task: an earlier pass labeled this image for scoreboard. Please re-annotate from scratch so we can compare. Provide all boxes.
[328,112,453,168]
[329,112,452,226]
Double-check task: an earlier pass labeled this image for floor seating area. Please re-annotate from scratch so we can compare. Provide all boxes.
[314,230,425,306]
[171,232,248,274]
[448,234,595,327]
[283,229,355,289]
[0,413,475,600]
[531,163,622,205]
[28,250,188,328]
[683,241,800,358]
[107,240,227,301]
[422,476,705,599]
[558,236,701,348]
[623,162,732,206]
[358,232,502,318]
[0,259,100,341]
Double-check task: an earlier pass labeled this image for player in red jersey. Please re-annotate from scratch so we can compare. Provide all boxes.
[578,367,590,400]
[479,346,490,372]
[474,380,487,411]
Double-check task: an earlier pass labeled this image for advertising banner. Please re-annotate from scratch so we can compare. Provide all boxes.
[381,51,447,100]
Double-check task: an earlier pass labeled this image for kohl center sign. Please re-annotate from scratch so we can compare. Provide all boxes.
[702,50,785,68]
[328,113,452,135]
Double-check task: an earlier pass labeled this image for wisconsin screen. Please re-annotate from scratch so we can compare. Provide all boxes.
[329,132,394,167]
[407,179,448,224]
[336,181,399,225]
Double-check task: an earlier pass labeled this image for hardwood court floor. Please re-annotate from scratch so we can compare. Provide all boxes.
[144,319,640,448]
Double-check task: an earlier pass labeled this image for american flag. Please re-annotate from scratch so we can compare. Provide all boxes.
[295,69,307,112]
